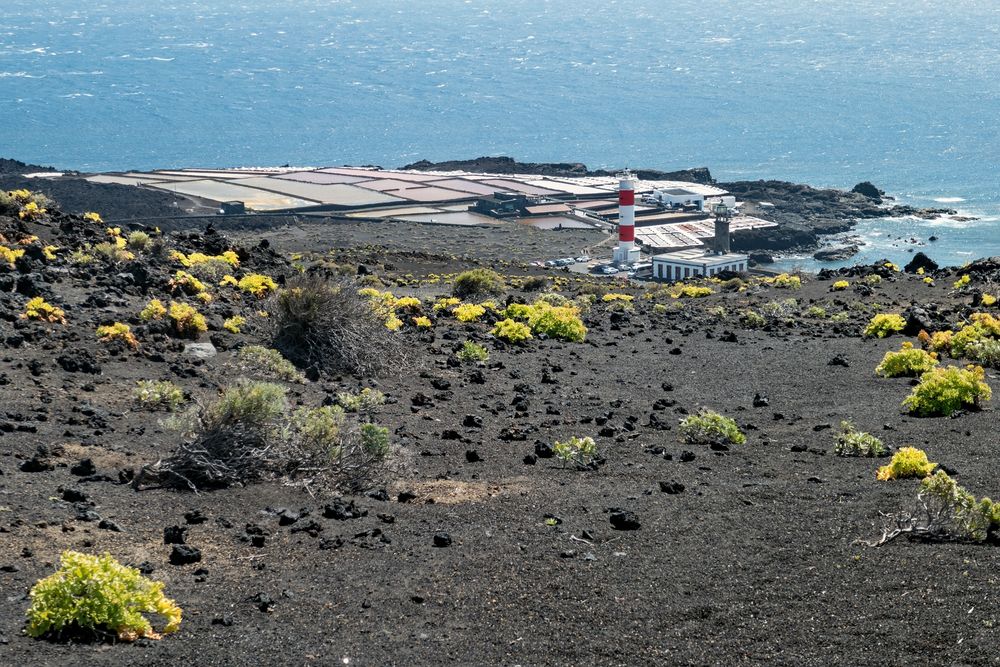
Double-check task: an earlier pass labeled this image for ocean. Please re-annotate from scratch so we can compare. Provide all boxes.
[2,0,998,268]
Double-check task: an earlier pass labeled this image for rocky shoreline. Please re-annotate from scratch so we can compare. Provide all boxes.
[406,157,962,257]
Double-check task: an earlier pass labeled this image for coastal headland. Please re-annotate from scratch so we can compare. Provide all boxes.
[0,156,960,262]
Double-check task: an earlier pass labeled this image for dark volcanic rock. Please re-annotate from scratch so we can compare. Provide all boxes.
[609,509,641,531]
[851,181,884,200]
[902,307,935,337]
[813,245,859,262]
[164,525,188,544]
[433,532,452,547]
[170,545,202,565]
[904,252,939,274]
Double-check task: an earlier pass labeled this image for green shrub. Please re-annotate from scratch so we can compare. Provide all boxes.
[877,446,936,480]
[707,306,727,321]
[834,420,887,457]
[863,274,883,286]
[360,423,390,459]
[740,310,766,328]
[875,342,939,377]
[524,302,586,342]
[831,280,849,291]
[457,340,489,363]
[804,305,827,318]
[336,387,386,415]
[864,313,905,338]
[965,338,1000,368]
[491,318,532,343]
[292,405,346,460]
[950,313,1000,357]
[521,276,549,291]
[187,258,233,281]
[134,380,186,411]
[553,436,599,468]
[913,471,1000,542]
[680,409,746,447]
[237,345,306,383]
[761,298,798,318]
[126,231,151,252]
[536,292,569,307]
[211,380,287,428]
[271,275,403,377]
[26,551,181,641]
[902,365,992,416]
[452,268,504,299]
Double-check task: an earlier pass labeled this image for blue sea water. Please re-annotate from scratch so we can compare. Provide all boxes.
[1,0,999,267]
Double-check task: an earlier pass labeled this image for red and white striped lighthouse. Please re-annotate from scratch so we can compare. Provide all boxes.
[613,171,639,265]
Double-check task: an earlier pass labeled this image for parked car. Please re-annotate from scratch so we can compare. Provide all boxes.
[575,255,591,263]
[599,265,619,275]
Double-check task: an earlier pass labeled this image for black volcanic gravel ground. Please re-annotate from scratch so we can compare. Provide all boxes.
[1,212,999,666]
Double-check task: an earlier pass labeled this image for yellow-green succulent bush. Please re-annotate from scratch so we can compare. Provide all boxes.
[169,301,207,337]
[1,244,26,267]
[950,313,1000,357]
[831,280,849,291]
[238,273,278,297]
[139,299,168,321]
[680,409,746,446]
[25,551,182,641]
[491,318,532,343]
[96,322,139,349]
[768,273,802,289]
[22,297,65,324]
[454,303,487,322]
[504,300,586,342]
[875,342,938,377]
[223,315,246,333]
[877,446,936,480]
[902,364,991,416]
[864,313,905,338]
[169,270,207,296]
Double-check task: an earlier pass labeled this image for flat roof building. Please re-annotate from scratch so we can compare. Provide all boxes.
[651,247,748,281]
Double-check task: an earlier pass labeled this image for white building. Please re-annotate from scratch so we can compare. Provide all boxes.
[648,187,705,211]
[651,247,748,281]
